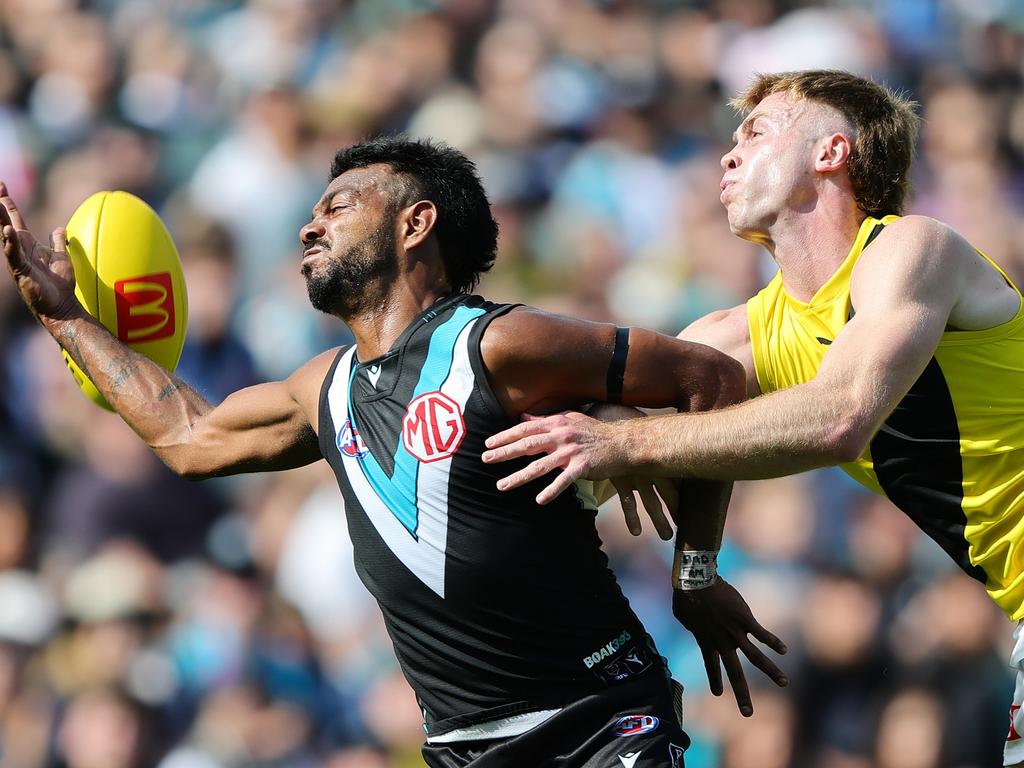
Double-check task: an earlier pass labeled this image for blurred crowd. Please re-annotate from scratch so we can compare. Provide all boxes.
[1,0,1023,766]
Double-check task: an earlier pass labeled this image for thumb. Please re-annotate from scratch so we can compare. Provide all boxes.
[50,227,67,253]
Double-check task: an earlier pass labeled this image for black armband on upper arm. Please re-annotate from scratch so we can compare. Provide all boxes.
[605,326,630,404]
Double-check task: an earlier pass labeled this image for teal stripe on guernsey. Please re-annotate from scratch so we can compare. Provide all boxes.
[349,304,485,538]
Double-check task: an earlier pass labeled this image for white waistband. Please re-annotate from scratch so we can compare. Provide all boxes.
[426,708,562,744]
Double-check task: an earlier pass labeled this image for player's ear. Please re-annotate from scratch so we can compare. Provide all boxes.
[815,132,853,173]
[400,200,438,251]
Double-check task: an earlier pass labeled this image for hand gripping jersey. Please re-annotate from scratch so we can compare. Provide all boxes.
[318,294,665,739]
[747,216,1024,620]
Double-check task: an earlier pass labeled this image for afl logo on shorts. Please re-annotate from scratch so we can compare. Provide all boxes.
[337,419,369,459]
[402,391,466,463]
[612,714,659,737]
[114,272,176,343]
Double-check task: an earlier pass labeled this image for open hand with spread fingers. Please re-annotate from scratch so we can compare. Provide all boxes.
[481,411,631,505]
[673,578,789,717]
[0,182,80,323]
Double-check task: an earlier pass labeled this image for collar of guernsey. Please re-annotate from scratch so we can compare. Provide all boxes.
[746,214,1024,621]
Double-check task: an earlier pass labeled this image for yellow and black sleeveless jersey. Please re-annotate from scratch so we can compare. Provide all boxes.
[747,215,1024,620]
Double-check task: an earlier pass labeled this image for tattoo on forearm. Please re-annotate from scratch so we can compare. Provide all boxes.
[157,382,181,401]
[62,326,91,379]
[107,355,140,391]
[55,319,207,414]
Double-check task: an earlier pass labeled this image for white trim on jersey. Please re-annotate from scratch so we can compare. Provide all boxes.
[426,708,562,743]
[326,320,481,599]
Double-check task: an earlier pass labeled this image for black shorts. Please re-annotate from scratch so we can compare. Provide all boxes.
[421,675,688,768]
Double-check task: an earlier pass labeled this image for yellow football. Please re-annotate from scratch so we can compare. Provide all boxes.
[63,191,188,410]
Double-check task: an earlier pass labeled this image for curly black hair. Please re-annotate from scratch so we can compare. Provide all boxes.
[330,136,499,295]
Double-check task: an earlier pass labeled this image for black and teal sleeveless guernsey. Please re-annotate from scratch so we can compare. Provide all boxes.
[317,293,665,740]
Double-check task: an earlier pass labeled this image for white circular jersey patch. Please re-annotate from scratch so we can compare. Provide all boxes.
[402,391,467,463]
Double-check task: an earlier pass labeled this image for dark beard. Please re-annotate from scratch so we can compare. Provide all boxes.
[304,221,397,316]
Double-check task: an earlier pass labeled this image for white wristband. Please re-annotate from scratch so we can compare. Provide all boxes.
[673,550,718,590]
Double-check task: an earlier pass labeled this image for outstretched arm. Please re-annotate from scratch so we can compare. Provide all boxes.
[2,184,327,479]
[481,307,743,527]
[481,307,786,714]
[483,216,973,487]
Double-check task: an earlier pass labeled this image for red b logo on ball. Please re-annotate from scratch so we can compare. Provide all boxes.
[402,391,466,463]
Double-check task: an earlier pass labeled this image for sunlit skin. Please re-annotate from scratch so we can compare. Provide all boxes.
[298,165,449,361]
[0,151,791,721]
[720,95,819,243]
[300,170,396,316]
[482,91,1019,496]
[719,92,863,300]
[301,167,394,282]
[474,81,1024,761]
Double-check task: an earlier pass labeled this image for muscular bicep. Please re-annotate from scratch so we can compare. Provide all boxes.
[179,382,317,477]
[621,327,745,411]
[481,310,617,416]
[480,308,743,418]
[815,218,966,447]
[170,348,338,479]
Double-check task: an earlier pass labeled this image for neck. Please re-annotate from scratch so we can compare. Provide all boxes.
[344,281,453,361]
[760,202,865,302]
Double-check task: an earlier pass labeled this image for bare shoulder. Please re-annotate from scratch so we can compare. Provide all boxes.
[285,346,345,430]
[677,304,757,395]
[875,214,998,269]
[678,304,749,355]
[877,214,952,238]
[853,215,1018,330]
[481,306,613,369]
[852,215,970,295]
[861,215,969,267]
[479,306,626,417]
[481,305,549,345]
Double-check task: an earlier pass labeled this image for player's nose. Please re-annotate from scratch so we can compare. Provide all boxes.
[300,220,325,244]
[720,148,739,171]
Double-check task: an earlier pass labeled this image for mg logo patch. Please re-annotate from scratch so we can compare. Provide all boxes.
[337,419,369,459]
[114,272,175,343]
[402,391,466,463]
